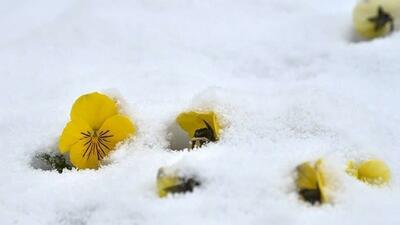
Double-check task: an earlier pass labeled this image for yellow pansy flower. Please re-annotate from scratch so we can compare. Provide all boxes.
[296,159,329,204]
[59,92,136,169]
[156,167,200,198]
[346,159,391,185]
[176,111,221,149]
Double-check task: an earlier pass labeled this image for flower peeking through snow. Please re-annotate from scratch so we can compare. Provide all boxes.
[346,159,391,185]
[59,92,135,169]
[353,0,400,39]
[156,167,200,198]
[296,159,329,204]
[176,111,221,149]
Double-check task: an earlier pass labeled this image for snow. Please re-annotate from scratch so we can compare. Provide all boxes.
[1,0,400,224]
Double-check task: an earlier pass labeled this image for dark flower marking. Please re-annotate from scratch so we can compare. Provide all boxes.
[191,120,217,149]
[368,6,394,32]
[80,130,114,160]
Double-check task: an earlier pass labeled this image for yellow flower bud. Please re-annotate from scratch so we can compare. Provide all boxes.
[353,0,400,39]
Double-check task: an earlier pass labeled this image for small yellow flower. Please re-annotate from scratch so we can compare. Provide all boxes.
[296,159,329,204]
[59,92,136,169]
[156,167,200,198]
[353,0,400,39]
[176,111,221,148]
[346,159,391,185]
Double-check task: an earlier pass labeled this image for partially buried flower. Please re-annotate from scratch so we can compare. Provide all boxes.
[296,159,329,204]
[353,0,400,39]
[59,92,135,169]
[346,159,391,185]
[176,111,221,149]
[156,167,200,198]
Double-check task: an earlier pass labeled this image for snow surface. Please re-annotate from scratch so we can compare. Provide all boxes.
[1,0,400,224]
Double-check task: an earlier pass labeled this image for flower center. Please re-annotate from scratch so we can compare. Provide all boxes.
[80,130,114,160]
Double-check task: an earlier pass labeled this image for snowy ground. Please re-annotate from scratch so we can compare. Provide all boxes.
[1,0,400,224]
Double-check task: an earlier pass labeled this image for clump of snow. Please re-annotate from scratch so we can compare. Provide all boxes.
[0,0,400,224]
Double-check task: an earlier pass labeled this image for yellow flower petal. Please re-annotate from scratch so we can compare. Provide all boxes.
[63,114,134,169]
[296,162,318,190]
[70,92,118,130]
[99,114,136,147]
[69,139,105,169]
[67,115,134,170]
[315,160,328,203]
[176,111,221,139]
[59,119,92,153]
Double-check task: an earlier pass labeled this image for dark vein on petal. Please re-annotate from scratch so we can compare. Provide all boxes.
[82,141,92,158]
[87,142,95,160]
[100,130,110,136]
[96,146,102,160]
[98,139,111,150]
[81,132,90,137]
[100,135,114,138]
[83,137,92,146]
[97,140,107,155]
[97,143,105,160]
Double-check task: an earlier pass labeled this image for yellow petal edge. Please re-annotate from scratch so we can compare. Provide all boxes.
[70,92,118,130]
